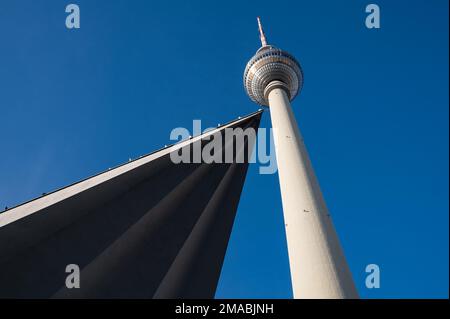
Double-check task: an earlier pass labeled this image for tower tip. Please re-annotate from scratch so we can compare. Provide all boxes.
[257,17,268,47]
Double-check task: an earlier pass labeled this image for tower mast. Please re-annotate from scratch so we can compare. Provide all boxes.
[244,18,358,299]
[257,16,268,47]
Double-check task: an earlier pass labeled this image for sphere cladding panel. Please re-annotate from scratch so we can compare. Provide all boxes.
[244,47,303,106]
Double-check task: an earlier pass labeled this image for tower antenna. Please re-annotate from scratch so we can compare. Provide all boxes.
[257,17,268,47]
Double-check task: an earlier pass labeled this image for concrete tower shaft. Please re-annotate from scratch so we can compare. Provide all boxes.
[244,18,358,299]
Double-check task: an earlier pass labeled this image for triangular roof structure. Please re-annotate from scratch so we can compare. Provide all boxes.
[0,110,263,298]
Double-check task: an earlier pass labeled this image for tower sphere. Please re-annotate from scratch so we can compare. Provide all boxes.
[243,19,303,106]
[243,46,303,106]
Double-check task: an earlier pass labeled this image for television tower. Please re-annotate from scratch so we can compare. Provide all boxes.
[244,17,359,299]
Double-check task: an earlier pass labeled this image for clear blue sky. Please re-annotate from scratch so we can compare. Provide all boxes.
[0,0,448,298]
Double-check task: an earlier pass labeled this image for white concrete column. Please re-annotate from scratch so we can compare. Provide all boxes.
[267,82,359,299]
